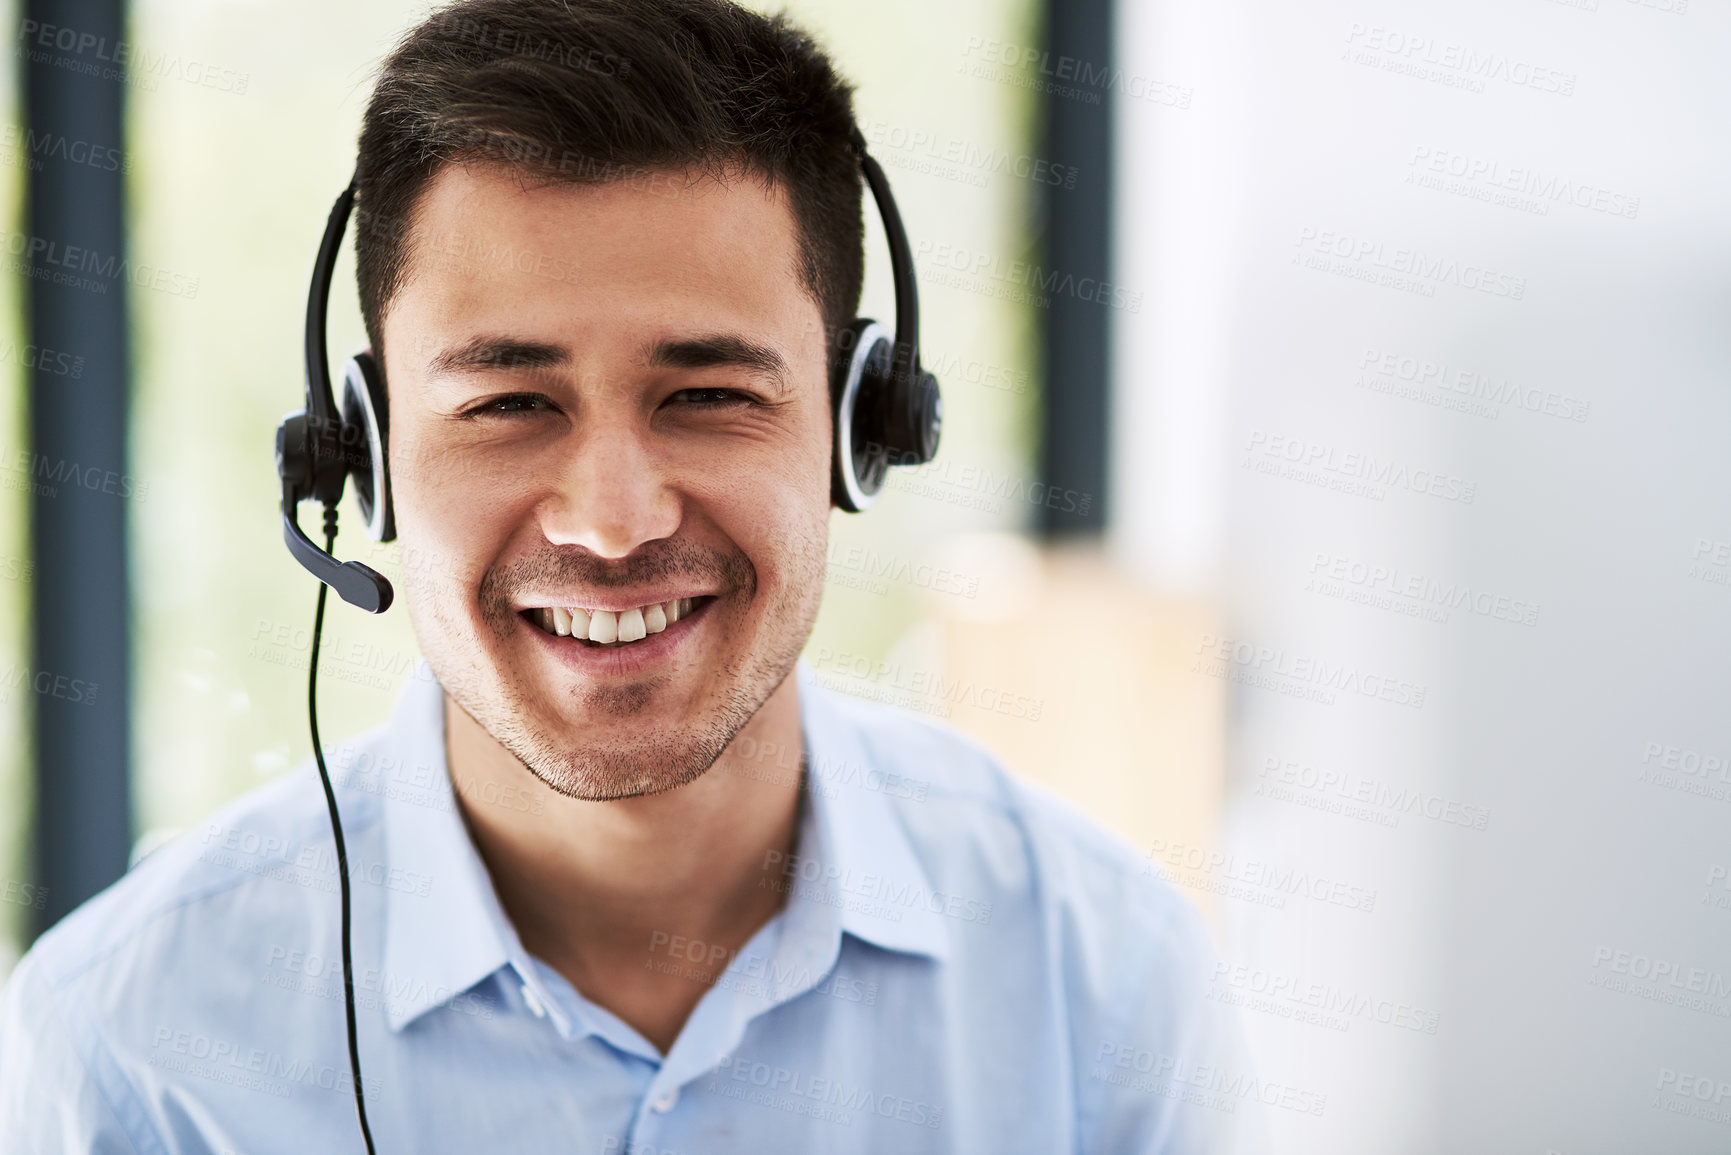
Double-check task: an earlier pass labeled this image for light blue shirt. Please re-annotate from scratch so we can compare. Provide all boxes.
[0,659,1264,1153]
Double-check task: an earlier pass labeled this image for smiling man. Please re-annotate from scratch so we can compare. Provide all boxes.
[398,158,837,1059]
[0,1,1261,1152]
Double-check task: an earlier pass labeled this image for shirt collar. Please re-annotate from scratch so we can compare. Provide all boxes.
[371,657,947,1035]
[370,666,541,1033]
[789,659,951,963]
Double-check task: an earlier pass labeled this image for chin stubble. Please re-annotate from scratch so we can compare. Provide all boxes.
[425,528,826,802]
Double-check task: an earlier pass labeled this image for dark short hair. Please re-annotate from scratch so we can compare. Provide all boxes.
[355,0,863,376]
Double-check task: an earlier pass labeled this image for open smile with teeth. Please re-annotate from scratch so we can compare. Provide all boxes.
[525,597,707,647]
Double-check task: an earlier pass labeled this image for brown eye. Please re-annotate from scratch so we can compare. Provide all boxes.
[670,388,756,407]
[465,393,556,417]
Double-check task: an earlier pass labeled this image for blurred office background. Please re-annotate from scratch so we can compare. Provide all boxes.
[3,0,1729,1151]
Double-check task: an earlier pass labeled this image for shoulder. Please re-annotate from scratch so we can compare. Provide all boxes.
[809,671,1212,963]
[0,723,399,1151]
[809,685,1261,1150]
[0,723,394,1066]
[21,744,385,998]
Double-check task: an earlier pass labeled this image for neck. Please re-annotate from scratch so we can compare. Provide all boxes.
[445,676,805,995]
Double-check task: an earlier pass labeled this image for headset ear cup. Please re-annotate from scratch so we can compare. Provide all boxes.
[890,367,942,465]
[919,371,942,460]
[338,350,396,542]
[830,319,892,513]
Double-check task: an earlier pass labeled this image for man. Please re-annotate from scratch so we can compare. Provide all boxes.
[0,1,1262,1151]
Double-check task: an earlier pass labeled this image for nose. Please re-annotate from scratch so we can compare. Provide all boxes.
[538,417,682,558]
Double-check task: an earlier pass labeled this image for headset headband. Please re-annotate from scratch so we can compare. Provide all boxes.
[850,127,922,397]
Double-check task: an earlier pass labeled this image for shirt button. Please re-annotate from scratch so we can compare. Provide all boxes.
[520,983,546,1019]
[651,1088,679,1113]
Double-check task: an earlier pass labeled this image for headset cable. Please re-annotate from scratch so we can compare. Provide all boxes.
[309,503,379,1155]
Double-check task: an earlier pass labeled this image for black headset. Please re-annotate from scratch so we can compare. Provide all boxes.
[276,130,942,615]
[272,133,941,1154]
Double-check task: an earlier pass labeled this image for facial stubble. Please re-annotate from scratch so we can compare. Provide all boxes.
[418,528,827,802]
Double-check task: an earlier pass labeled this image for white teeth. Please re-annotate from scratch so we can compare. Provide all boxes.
[588,609,619,644]
[536,598,698,643]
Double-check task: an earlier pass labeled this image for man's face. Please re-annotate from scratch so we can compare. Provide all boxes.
[380,162,832,801]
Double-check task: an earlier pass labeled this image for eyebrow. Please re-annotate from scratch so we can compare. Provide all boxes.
[423,332,792,397]
[426,337,567,379]
[647,334,791,397]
